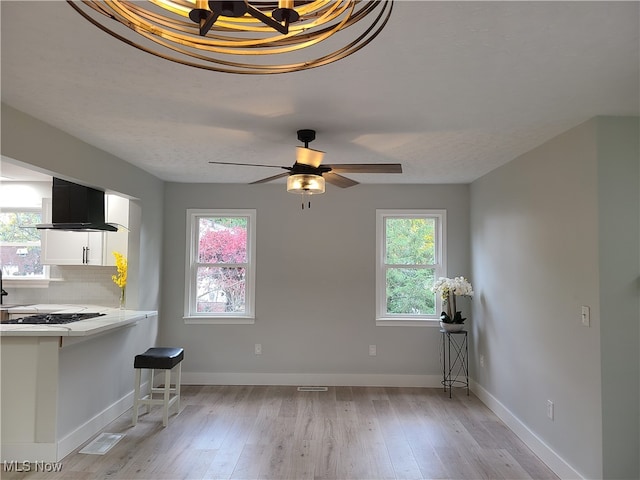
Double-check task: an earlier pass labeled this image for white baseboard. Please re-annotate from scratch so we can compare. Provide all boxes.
[56,389,136,460]
[182,371,443,387]
[1,389,145,463]
[470,380,583,480]
[2,392,133,463]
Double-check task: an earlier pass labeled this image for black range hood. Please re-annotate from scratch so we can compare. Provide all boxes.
[36,178,118,232]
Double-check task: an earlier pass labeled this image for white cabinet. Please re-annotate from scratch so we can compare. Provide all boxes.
[102,194,129,266]
[41,195,129,266]
[105,194,129,228]
[42,229,104,265]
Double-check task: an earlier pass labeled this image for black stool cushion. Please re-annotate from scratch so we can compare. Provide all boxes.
[134,347,184,370]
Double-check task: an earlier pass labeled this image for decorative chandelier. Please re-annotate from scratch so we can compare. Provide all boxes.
[68,1,394,75]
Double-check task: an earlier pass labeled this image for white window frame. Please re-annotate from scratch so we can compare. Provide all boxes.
[184,209,256,324]
[0,207,51,287]
[376,209,446,326]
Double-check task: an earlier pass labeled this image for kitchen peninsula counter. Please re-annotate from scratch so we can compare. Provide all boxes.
[0,308,157,337]
[1,307,158,463]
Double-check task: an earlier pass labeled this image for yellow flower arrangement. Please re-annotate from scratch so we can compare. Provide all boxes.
[112,252,127,308]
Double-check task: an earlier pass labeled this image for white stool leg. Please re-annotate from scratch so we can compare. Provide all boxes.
[174,363,182,414]
[132,368,142,425]
[145,368,156,416]
[150,369,155,402]
[162,369,171,427]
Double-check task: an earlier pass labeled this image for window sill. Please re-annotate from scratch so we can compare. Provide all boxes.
[184,316,255,325]
[2,278,61,288]
[376,318,441,327]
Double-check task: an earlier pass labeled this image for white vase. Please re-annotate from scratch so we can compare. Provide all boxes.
[440,322,464,332]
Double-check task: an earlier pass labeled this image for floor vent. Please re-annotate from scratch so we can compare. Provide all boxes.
[79,433,124,455]
[297,386,328,392]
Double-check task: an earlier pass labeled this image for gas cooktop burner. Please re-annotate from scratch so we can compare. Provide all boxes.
[5,312,106,325]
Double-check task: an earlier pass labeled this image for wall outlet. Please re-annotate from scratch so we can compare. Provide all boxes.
[479,354,485,368]
[254,343,262,355]
[547,400,554,420]
[369,345,377,356]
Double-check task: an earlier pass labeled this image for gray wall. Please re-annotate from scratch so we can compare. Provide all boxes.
[1,104,165,312]
[596,117,640,480]
[160,183,470,382]
[470,117,639,479]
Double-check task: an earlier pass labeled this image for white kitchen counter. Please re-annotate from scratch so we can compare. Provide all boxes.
[1,306,158,462]
[0,306,157,337]
[4,304,106,314]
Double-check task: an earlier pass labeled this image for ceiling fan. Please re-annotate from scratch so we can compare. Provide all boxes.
[209,129,402,207]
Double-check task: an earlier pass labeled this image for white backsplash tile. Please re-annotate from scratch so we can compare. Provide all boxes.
[6,266,121,308]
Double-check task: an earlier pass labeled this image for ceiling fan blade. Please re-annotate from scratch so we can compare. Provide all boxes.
[209,161,289,170]
[250,172,290,184]
[296,147,325,168]
[326,163,403,174]
[324,172,359,188]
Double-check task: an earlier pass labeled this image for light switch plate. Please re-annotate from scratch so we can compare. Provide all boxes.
[581,306,590,327]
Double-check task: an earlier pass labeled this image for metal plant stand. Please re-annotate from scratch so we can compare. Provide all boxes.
[440,330,469,398]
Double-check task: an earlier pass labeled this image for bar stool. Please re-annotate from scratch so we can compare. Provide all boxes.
[132,347,184,427]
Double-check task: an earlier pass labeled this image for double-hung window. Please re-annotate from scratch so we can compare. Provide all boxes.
[184,209,256,324]
[0,209,50,284]
[376,210,446,326]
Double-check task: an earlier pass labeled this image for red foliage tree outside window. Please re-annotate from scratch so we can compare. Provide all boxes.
[196,217,248,313]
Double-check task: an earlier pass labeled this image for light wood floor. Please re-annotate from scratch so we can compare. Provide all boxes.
[4,386,558,480]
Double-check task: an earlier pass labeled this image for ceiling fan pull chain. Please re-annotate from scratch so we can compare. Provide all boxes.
[301,191,311,209]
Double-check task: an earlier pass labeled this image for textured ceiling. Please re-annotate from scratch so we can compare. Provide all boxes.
[1,1,638,185]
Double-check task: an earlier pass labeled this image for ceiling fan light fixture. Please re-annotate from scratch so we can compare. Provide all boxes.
[210,129,402,195]
[287,174,325,195]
